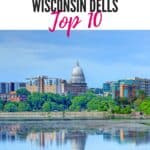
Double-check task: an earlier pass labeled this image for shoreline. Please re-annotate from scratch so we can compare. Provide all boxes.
[0,112,149,121]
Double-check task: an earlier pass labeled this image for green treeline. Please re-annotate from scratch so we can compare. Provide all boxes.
[0,88,150,114]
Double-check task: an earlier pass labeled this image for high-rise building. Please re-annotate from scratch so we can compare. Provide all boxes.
[26,76,63,94]
[103,82,112,93]
[134,77,150,96]
[103,82,112,96]
[111,79,136,99]
[0,82,9,94]
[116,77,150,97]
[107,77,150,99]
[0,82,26,101]
[119,81,136,98]
[0,82,26,94]
[111,82,120,99]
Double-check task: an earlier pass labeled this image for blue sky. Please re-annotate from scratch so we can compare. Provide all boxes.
[0,30,150,88]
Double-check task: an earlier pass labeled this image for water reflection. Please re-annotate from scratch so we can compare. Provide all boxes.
[21,129,86,150]
[0,121,150,150]
[102,128,150,145]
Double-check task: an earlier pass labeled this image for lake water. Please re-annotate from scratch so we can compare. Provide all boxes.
[0,120,150,150]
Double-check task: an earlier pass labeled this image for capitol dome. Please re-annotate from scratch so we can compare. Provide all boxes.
[70,61,86,84]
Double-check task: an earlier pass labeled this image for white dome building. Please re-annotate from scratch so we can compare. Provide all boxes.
[70,61,86,84]
[66,61,87,96]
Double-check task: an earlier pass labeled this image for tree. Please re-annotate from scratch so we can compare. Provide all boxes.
[26,92,71,111]
[16,88,31,97]
[56,104,65,111]
[87,97,115,112]
[116,97,128,106]
[42,101,51,112]
[99,100,110,111]
[69,92,97,111]
[134,99,142,110]
[18,102,31,112]
[62,95,71,110]
[111,105,120,114]
[27,93,45,110]
[138,90,146,101]
[87,98,100,111]
[120,105,132,114]
[0,99,4,111]
[139,99,150,114]
[69,96,88,111]
[4,102,18,112]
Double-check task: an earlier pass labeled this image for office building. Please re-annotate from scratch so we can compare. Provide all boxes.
[134,77,150,96]
[0,82,26,101]
[26,76,63,94]
[111,79,136,99]
[0,82,26,94]
[103,82,112,96]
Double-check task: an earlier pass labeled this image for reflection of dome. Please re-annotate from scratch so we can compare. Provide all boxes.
[70,61,86,84]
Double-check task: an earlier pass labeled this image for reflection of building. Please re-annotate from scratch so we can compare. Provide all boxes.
[27,130,67,148]
[1,124,150,149]
[65,61,87,96]
[66,131,87,150]
[102,128,150,145]
[0,124,20,141]
[26,76,63,94]
[26,130,87,150]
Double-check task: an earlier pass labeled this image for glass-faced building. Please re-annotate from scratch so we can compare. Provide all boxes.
[103,82,112,93]
[111,79,136,99]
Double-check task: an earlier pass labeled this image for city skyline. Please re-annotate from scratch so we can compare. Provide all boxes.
[0,31,150,87]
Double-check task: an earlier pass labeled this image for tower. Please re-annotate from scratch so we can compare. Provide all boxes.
[67,61,87,96]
